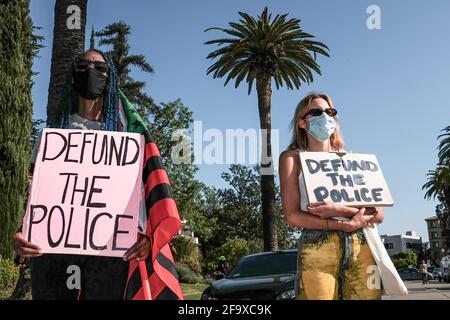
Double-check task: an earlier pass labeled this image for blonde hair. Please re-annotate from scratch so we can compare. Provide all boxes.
[288,92,344,151]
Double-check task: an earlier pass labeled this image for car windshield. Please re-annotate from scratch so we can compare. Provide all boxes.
[227,252,297,279]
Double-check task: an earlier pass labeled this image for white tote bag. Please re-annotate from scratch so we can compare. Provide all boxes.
[363,224,408,295]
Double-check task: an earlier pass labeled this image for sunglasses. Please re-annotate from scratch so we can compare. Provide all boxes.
[303,108,337,118]
[74,58,109,74]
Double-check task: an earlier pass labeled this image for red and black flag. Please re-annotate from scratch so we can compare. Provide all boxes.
[119,90,183,300]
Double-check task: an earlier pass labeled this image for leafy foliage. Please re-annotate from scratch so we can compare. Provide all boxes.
[95,21,155,111]
[0,0,34,259]
[31,119,45,147]
[201,164,297,274]
[172,236,203,273]
[392,250,418,270]
[0,259,20,300]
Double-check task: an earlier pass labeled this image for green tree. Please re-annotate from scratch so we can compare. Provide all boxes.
[172,236,203,273]
[0,0,34,259]
[205,7,329,251]
[31,119,45,146]
[46,0,88,126]
[217,164,263,242]
[275,187,298,250]
[392,250,417,269]
[217,238,250,267]
[202,164,296,258]
[30,26,44,78]
[423,125,450,251]
[95,21,155,111]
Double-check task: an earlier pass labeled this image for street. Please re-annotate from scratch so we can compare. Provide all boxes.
[383,280,450,300]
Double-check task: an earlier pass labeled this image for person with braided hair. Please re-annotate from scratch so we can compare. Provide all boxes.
[12,50,183,300]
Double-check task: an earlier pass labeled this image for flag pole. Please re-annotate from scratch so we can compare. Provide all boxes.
[139,260,152,300]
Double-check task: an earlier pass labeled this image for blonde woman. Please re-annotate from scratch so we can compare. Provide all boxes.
[279,92,384,300]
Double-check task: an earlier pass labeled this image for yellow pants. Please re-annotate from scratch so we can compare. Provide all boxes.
[296,230,381,300]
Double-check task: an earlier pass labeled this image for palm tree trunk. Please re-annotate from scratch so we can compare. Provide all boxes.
[46,0,87,126]
[256,74,278,251]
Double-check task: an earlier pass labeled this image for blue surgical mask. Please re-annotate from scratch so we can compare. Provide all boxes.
[306,113,336,142]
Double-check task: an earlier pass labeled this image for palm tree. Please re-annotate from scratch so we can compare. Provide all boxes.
[437,126,450,165]
[423,125,450,251]
[46,0,87,126]
[205,7,329,251]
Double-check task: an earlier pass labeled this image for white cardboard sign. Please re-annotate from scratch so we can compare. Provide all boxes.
[299,151,393,207]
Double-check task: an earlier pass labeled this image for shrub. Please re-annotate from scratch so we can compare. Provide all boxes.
[0,259,20,300]
[172,236,203,273]
[392,250,417,269]
[219,238,250,266]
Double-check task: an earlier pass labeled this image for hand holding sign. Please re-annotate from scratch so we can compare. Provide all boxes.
[12,232,42,259]
[345,208,376,232]
[307,201,345,218]
[123,233,151,261]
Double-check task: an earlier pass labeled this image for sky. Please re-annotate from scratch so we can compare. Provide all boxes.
[29,0,450,242]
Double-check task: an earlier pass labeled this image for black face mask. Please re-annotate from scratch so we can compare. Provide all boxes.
[72,67,108,100]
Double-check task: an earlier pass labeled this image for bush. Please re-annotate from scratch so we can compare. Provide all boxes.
[0,258,20,300]
[219,238,250,266]
[172,236,203,273]
[176,264,205,284]
[392,250,417,269]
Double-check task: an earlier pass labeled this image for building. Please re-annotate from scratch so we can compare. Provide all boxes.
[177,219,199,244]
[380,231,423,257]
[425,216,446,263]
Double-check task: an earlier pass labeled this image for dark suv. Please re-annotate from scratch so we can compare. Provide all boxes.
[201,249,297,300]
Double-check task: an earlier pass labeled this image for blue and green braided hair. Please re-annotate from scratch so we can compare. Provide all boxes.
[55,49,120,131]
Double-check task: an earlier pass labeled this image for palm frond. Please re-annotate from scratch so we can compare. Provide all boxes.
[438,125,450,163]
[204,7,329,94]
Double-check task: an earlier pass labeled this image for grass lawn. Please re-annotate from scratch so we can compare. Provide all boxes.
[181,283,210,300]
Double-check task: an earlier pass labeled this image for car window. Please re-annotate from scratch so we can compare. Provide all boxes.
[227,252,297,279]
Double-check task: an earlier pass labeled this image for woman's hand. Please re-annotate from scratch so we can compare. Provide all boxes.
[12,232,42,259]
[123,233,152,261]
[308,201,339,218]
[343,208,373,232]
[308,201,357,219]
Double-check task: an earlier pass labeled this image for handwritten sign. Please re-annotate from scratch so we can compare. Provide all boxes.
[299,152,393,207]
[22,128,144,257]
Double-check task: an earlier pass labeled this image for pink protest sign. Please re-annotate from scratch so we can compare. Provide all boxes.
[22,128,144,257]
